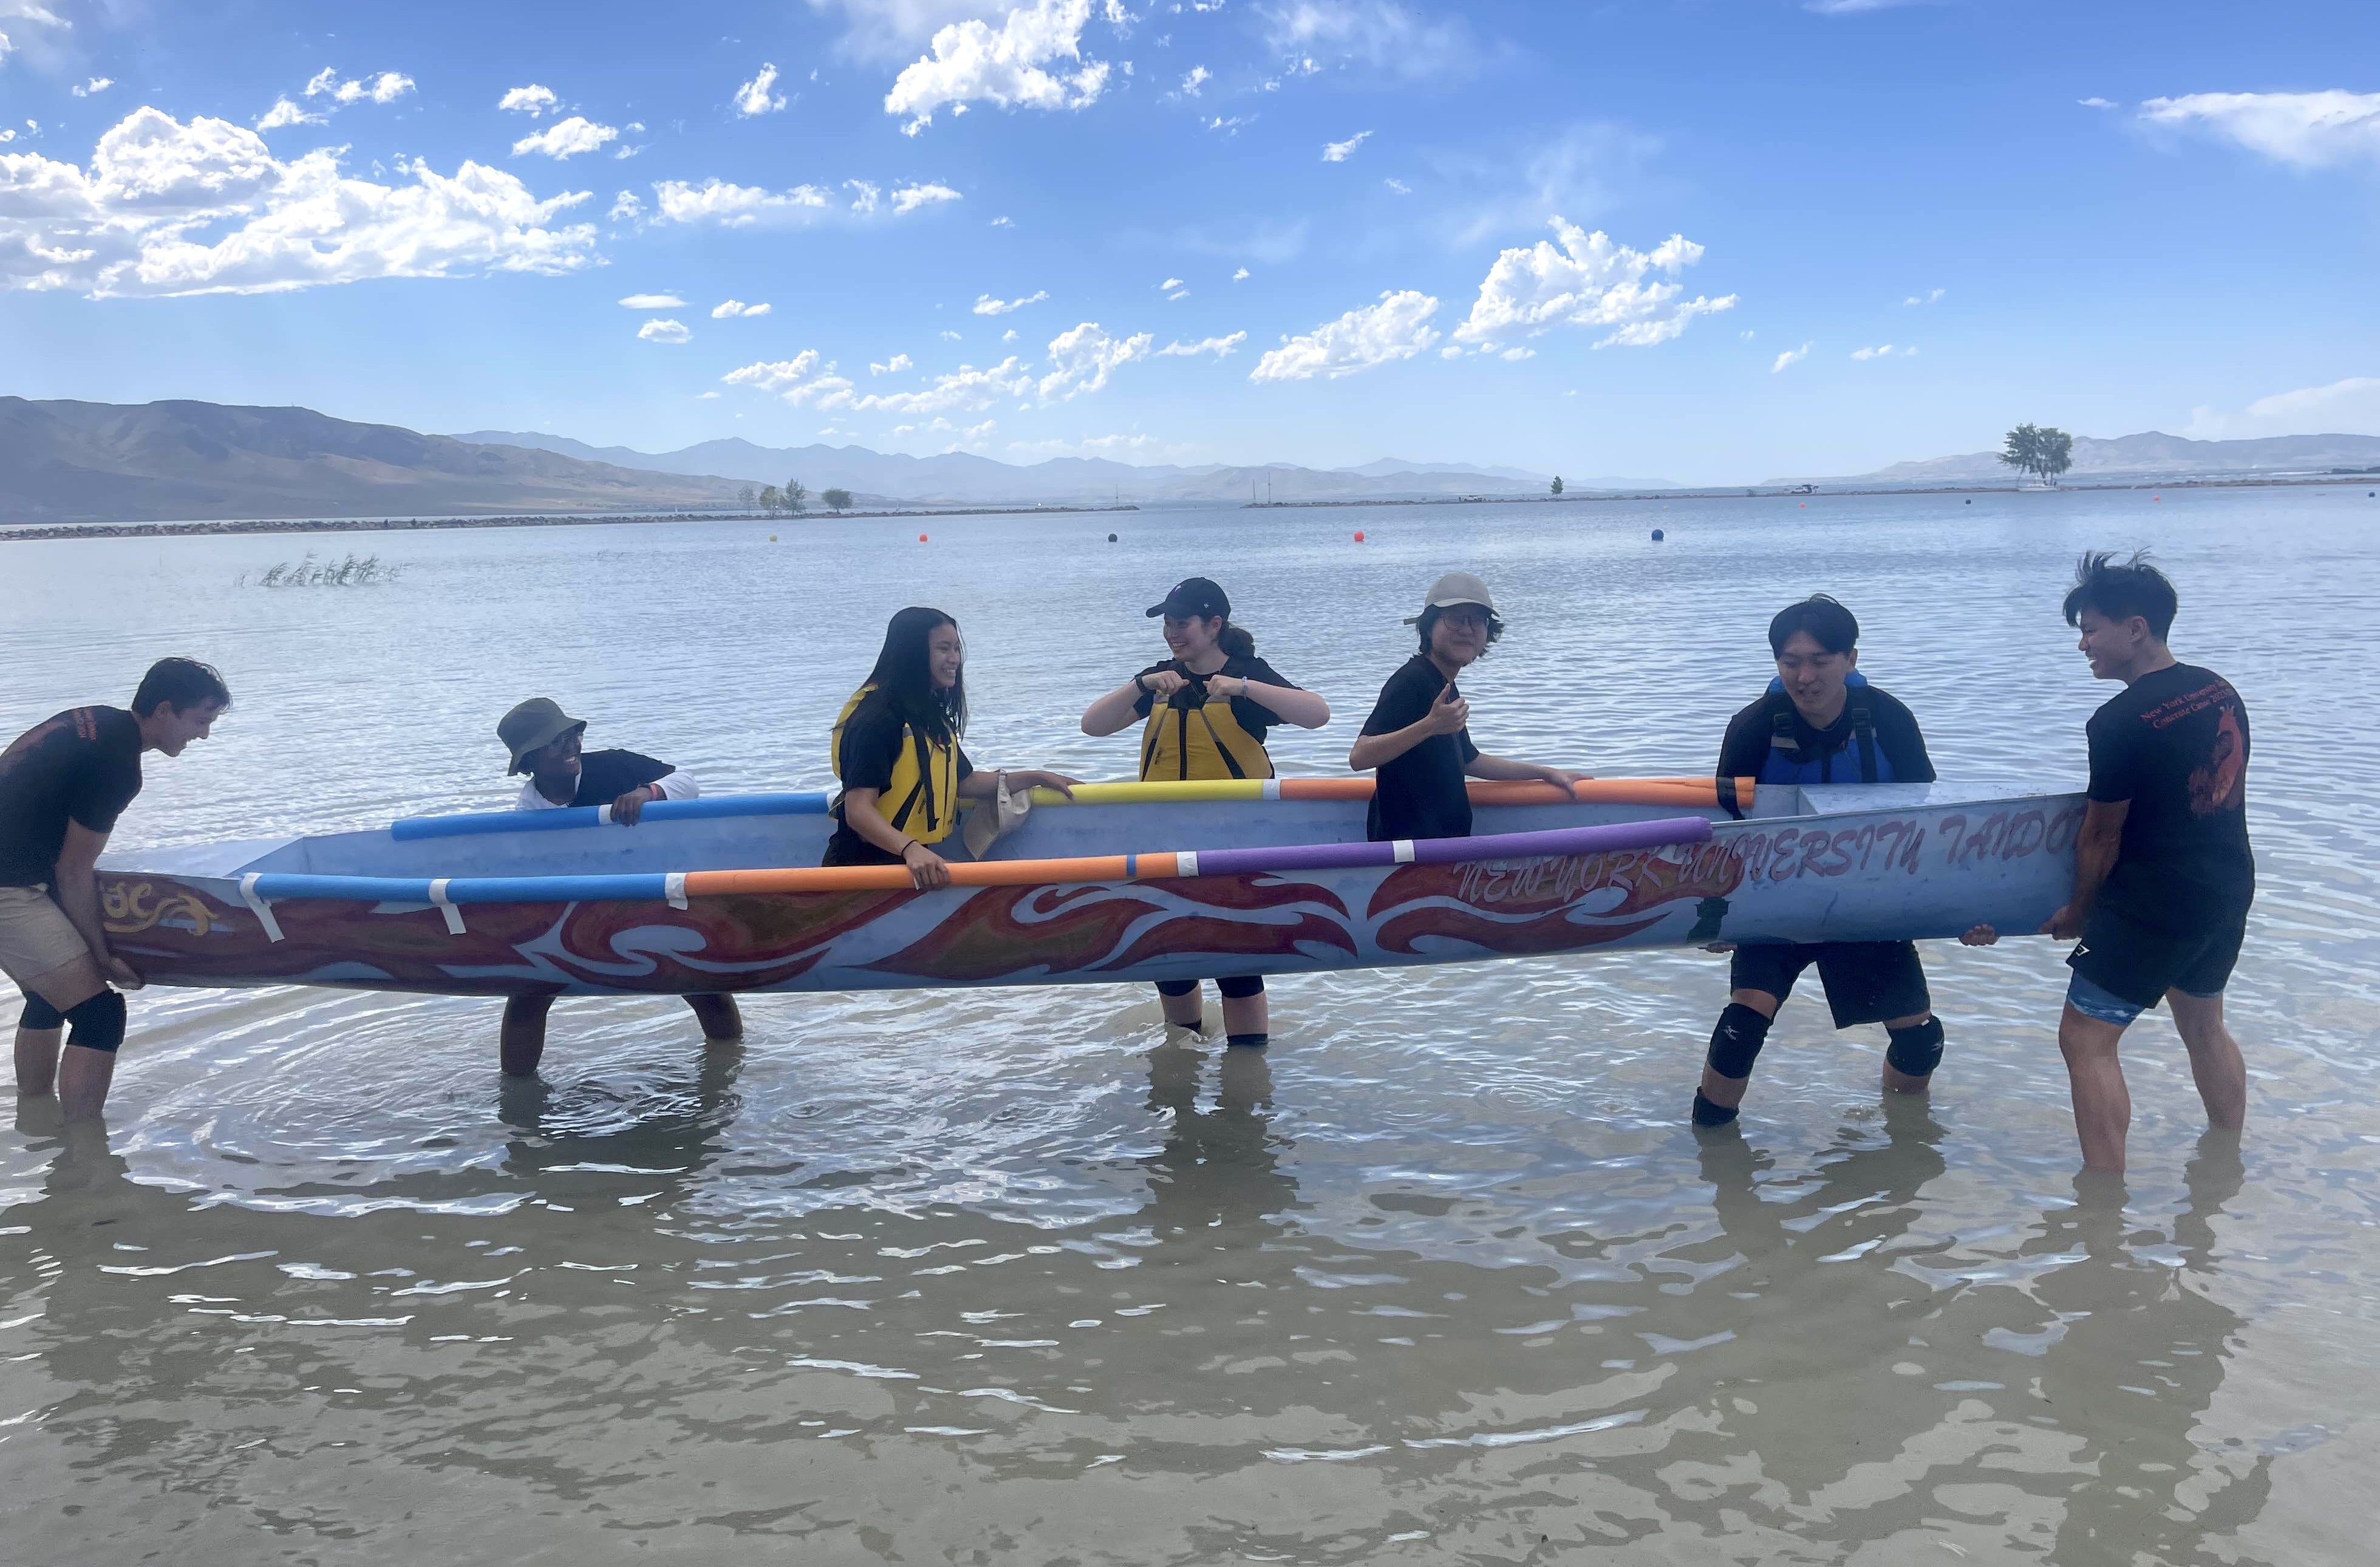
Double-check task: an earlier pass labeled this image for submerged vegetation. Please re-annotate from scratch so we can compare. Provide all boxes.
[240,552,407,587]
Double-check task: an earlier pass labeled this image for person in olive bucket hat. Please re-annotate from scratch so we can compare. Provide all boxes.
[489,698,740,1074]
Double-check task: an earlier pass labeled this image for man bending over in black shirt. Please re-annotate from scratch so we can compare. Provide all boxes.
[493,698,740,1075]
[2039,554,2253,1172]
[1,658,230,1119]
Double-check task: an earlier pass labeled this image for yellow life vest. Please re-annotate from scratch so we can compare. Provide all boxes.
[831,684,963,845]
[1137,665,1275,782]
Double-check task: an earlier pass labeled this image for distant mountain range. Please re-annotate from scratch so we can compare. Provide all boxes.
[9,397,2373,527]
[1,398,748,524]
[445,431,1628,504]
[1778,431,2380,486]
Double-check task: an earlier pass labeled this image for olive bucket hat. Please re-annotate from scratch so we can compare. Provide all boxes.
[497,697,586,774]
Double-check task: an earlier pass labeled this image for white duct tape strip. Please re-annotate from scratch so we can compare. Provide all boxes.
[1177,851,1200,877]
[428,878,466,935]
[1392,839,1417,864]
[1262,779,1282,801]
[666,872,688,910]
[596,803,614,827]
[237,873,285,944]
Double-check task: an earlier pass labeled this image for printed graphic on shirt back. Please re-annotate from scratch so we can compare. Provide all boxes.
[2142,679,2246,817]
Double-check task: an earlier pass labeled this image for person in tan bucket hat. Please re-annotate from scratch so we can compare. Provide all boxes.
[1348,572,1587,842]
[491,699,738,1074]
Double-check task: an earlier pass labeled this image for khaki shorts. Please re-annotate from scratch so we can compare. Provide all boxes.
[0,884,93,988]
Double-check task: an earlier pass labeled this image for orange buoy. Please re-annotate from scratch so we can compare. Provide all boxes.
[918,532,929,541]
[768,534,777,541]
[1353,530,1365,542]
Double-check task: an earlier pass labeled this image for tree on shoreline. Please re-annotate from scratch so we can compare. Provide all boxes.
[737,485,755,510]
[822,487,853,513]
[2001,423,2075,485]
[1550,476,1564,495]
[758,483,781,511]
[786,479,808,513]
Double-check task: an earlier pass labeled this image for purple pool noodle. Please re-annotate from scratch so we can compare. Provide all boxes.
[1184,816,1710,879]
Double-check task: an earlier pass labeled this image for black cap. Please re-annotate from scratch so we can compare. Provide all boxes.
[1145,576,1230,620]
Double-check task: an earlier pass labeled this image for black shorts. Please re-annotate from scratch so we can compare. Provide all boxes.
[2067,904,2246,1012]
[1729,941,1931,1029]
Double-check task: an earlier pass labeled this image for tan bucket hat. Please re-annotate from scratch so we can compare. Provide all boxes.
[1405,571,1495,624]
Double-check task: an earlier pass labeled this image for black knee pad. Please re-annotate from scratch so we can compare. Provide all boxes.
[20,992,66,1031]
[1216,975,1265,1000]
[1886,1016,1945,1077]
[1153,978,1199,998]
[1691,1090,1739,1127]
[64,989,127,1054]
[1706,1002,1773,1081]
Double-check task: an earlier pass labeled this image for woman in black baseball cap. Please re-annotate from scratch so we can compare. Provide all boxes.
[1080,578,1331,1048]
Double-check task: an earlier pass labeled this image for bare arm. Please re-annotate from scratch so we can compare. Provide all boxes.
[956,768,1077,800]
[1210,673,1331,730]
[1349,684,1466,771]
[55,821,140,988]
[2042,798,2128,939]
[1080,678,1150,737]
[1467,754,1586,789]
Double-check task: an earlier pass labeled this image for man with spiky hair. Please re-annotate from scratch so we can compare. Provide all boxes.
[2042,552,2253,1172]
[1,658,230,1119]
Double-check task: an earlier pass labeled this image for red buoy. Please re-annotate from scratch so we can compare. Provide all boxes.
[1353,530,1365,542]
[918,532,929,541]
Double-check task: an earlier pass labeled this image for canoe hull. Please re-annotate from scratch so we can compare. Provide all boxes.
[98,792,2084,996]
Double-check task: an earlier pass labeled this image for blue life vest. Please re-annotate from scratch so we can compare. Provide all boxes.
[1758,671,1895,785]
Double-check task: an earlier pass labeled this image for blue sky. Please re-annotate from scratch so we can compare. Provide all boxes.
[2,0,2375,482]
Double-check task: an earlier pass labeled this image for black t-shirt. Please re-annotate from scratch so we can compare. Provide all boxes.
[559,749,674,807]
[2086,662,2254,931]
[1715,684,1936,783]
[1361,655,1481,841]
[826,695,973,865]
[1129,655,1298,744]
[0,707,144,887]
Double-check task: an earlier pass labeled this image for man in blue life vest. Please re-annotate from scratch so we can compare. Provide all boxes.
[1692,595,1982,1127]
[493,698,739,1075]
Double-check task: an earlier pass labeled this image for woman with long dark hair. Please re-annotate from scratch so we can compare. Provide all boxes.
[1080,578,1330,1047]
[828,606,1078,889]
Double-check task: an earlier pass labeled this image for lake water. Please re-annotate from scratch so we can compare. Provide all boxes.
[3,486,2376,1563]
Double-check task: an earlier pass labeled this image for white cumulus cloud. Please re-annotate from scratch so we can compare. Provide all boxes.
[1039,320,1151,399]
[892,180,961,211]
[2078,96,2116,110]
[1249,288,1439,382]
[2140,90,2380,169]
[305,69,415,106]
[1849,343,1915,359]
[649,177,833,225]
[0,106,598,298]
[712,298,771,317]
[1232,265,1249,280]
[870,352,914,374]
[72,77,112,98]
[1771,342,1810,372]
[973,288,1046,314]
[884,0,1110,135]
[2184,375,2380,439]
[1158,332,1247,357]
[1177,65,1210,97]
[1322,129,1371,162]
[734,63,789,117]
[1454,218,1735,348]
[619,292,684,307]
[863,357,1034,412]
[255,98,324,131]
[725,349,858,407]
[512,117,617,159]
[499,85,559,116]
[638,317,690,343]
[1903,287,1944,305]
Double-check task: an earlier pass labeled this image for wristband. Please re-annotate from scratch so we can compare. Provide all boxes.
[1133,674,1151,696]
